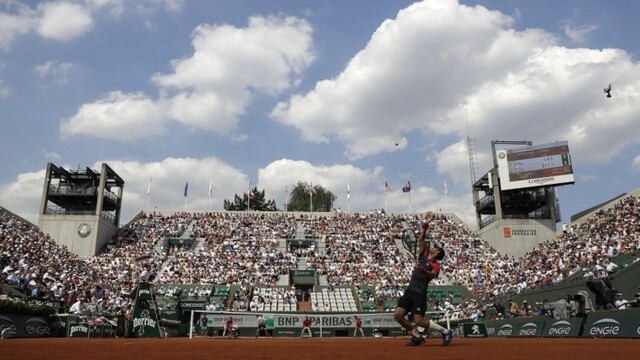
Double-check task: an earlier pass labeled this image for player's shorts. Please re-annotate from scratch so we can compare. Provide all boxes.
[258,324,266,330]
[397,288,427,317]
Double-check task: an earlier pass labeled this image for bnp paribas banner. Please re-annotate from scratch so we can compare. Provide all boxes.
[204,313,399,329]
[130,282,161,338]
[582,309,640,338]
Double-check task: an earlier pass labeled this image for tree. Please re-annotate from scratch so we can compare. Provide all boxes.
[223,187,278,211]
[286,181,336,212]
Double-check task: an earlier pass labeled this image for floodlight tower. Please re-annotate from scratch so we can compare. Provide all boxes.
[38,162,124,257]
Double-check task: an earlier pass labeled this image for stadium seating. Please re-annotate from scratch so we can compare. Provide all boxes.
[2,192,640,323]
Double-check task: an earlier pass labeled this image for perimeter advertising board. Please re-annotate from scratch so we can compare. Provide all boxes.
[0,314,58,338]
[485,317,546,337]
[202,313,404,337]
[582,309,640,338]
[541,319,583,337]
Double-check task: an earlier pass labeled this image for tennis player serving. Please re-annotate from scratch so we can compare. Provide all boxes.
[394,212,453,346]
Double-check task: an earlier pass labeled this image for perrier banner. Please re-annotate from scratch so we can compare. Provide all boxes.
[130,282,161,338]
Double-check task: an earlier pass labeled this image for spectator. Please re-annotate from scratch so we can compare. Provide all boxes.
[614,293,631,310]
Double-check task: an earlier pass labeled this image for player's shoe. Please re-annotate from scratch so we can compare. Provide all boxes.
[405,335,425,346]
[442,330,453,346]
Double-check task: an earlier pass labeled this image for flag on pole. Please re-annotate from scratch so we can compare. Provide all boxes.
[247,180,254,198]
[347,181,350,200]
[147,177,152,196]
[444,180,449,195]
[308,181,316,195]
[184,182,189,197]
[402,181,411,193]
[208,179,213,197]
[384,181,392,193]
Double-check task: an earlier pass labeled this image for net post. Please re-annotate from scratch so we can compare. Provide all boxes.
[189,310,194,339]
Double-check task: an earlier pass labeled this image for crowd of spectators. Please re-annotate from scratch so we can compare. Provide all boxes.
[1,193,639,322]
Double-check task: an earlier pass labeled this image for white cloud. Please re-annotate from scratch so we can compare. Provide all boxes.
[1,0,183,48]
[271,0,640,192]
[34,60,75,86]
[61,14,315,141]
[36,1,94,41]
[257,159,464,220]
[43,150,62,161]
[160,0,185,13]
[562,22,598,43]
[0,81,9,97]
[60,91,166,141]
[104,157,246,216]
[0,155,477,228]
[85,0,126,17]
[0,169,45,225]
[632,154,640,172]
[150,15,315,134]
[271,0,550,160]
[166,91,246,134]
[0,1,35,50]
[0,157,247,225]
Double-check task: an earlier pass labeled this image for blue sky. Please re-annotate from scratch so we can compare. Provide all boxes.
[1,0,639,229]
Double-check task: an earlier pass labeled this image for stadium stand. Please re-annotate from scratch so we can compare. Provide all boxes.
[1,192,639,327]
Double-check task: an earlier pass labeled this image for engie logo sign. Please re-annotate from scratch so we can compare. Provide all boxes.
[497,324,513,336]
[0,315,17,337]
[546,320,572,336]
[25,317,52,336]
[518,323,538,336]
[588,318,620,337]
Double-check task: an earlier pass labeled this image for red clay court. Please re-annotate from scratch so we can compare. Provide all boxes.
[2,337,638,360]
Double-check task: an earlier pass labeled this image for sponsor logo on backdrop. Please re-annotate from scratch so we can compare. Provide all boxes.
[589,318,620,336]
[0,315,17,337]
[528,177,554,185]
[519,323,538,336]
[497,324,513,336]
[547,320,572,335]
[133,310,157,336]
[70,324,89,334]
[25,317,51,336]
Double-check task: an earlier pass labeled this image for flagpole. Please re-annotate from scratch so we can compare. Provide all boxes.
[308,180,313,212]
[147,177,152,209]
[208,179,213,211]
[347,181,351,214]
[184,182,189,210]
[385,192,388,212]
[444,180,449,212]
[384,180,390,212]
[247,180,251,211]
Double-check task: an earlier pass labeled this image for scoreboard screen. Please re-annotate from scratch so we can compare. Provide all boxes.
[496,141,574,191]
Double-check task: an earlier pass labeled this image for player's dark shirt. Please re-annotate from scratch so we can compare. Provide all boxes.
[408,249,440,293]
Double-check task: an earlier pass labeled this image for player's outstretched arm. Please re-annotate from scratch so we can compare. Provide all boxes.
[417,212,433,254]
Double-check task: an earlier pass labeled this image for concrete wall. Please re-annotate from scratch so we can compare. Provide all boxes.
[38,214,117,257]
[479,219,557,258]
